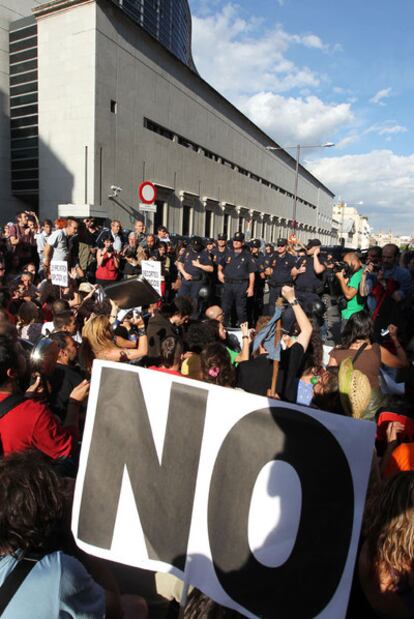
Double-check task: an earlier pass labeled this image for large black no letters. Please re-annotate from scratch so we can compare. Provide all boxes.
[208,407,354,618]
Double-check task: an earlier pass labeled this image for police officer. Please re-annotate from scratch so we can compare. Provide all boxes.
[218,232,255,327]
[211,234,231,304]
[177,236,213,317]
[265,238,296,312]
[292,238,326,308]
[211,233,231,265]
[248,239,266,324]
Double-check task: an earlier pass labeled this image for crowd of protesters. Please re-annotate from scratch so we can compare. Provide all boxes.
[1,209,414,617]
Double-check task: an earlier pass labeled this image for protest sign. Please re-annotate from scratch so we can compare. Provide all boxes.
[141,260,162,295]
[50,260,68,287]
[72,361,375,619]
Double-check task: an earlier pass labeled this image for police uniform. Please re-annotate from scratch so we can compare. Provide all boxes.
[248,240,266,325]
[268,248,296,310]
[177,242,212,315]
[221,233,255,326]
[211,235,231,303]
[294,240,325,308]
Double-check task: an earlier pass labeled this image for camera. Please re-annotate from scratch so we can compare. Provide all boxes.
[332,261,352,277]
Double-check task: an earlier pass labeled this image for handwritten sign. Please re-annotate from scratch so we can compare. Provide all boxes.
[50,260,68,287]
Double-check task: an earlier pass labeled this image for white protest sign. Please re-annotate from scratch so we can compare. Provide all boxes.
[72,362,375,619]
[50,260,68,287]
[141,259,162,295]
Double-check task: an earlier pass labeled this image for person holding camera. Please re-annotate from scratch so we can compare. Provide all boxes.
[335,252,365,322]
[95,234,120,286]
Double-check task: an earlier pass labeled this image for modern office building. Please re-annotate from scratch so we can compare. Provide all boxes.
[110,0,196,69]
[0,0,335,244]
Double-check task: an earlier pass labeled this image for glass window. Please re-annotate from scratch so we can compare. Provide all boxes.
[11,126,38,139]
[11,137,38,150]
[10,104,38,118]
[11,115,37,129]
[10,82,38,96]
[11,158,38,171]
[10,93,37,107]
[153,200,164,232]
[11,179,38,192]
[10,59,37,76]
[9,26,37,43]
[182,205,192,236]
[9,49,37,64]
[204,210,212,238]
[9,37,37,54]
[11,148,38,159]
[10,71,37,86]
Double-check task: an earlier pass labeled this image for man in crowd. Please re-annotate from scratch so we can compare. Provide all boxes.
[43,217,79,266]
[335,252,365,323]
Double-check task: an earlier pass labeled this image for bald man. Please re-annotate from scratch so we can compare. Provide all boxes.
[335,252,365,321]
[205,305,224,323]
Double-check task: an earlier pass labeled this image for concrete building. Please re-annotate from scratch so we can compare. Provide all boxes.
[333,202,371,250]
[1,0,335,244]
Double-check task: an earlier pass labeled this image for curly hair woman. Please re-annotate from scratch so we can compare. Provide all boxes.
[200,342,236,388]
[349,472,414,618]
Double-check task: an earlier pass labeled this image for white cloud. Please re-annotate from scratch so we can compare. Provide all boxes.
[191,4,338,97]
[237,92,354,146]
[370,87,392,105]
[307,150,414,232]
[365,121,407,136]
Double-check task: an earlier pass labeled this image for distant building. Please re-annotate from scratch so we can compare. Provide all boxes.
[369,232,413,248]
[333,203,371,249]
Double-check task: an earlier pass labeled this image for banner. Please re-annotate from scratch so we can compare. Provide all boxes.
[72,361,375,619]
[50,260,68,287]
[141,259,162,295]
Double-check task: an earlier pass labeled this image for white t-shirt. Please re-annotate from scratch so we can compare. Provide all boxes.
[47,229,69,262]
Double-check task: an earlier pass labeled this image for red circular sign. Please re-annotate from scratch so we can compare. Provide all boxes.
[138,181,157,204]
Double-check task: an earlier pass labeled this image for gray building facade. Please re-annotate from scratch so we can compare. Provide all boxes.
[2,0,335,244]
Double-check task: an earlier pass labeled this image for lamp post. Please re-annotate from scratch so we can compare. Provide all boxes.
[266,142,334,233]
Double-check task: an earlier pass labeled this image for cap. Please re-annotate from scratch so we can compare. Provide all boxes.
[191,236,205,249]
[306,238,322,250]
[79,282,94,294]
[233,232,245,242]
[217,234,227,241]
[277,238,288,247]
[250,239,261,249]
[206,238,214,245]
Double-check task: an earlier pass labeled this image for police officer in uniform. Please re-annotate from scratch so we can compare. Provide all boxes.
[218,232,255,327]
[211,234,231,304]
[292,238,326,308]
[177,236,213,317]
[248,239,266,324]
[265,238,296,312]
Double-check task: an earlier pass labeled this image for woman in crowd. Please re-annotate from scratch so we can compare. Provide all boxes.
[348,471,414,618]
[81,313,148,370]
[200,342,236,388]
[328,311,408,416]
[0,450,149,618]
[16,301,43,344]
[95,235,120,286]
[146,297,193,359]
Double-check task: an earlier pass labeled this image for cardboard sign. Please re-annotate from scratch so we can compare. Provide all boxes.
[141,260,162,295]
[50,260,68,287]
[72,362,375,619]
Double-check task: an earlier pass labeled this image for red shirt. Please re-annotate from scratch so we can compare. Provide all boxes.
[0,392,76,460]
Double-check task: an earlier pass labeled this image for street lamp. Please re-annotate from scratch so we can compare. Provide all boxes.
[266,142,335,233]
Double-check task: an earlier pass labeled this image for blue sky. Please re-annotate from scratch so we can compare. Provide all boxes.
[188,0,414,234]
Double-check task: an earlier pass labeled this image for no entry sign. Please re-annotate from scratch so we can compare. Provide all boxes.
[138,181,157,204]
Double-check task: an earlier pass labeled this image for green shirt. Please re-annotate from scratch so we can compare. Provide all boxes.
[341,268,365,319]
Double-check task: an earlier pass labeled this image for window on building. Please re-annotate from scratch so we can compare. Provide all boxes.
[153,200,164,232]
[110,100,117,114]
[223,213,230,238]
[238,216,244,233]
[182,205,192,236]
[205,209,212,238]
